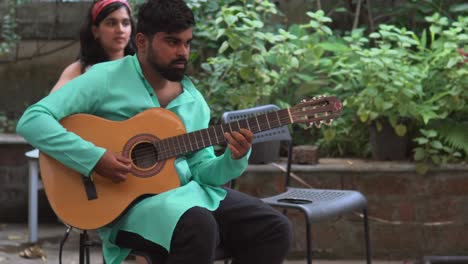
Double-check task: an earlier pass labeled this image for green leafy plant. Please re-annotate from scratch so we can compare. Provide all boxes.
[186,1,467,165]
[410,14,468,172]
[316,111,371,158]
[413,128,464,174]
[193,2,336,119]
[327,12,467,164]
[0,0,21,56]
[0,111,18,133]
[432,119,468,154]
[332,24,430,138]
[369,0,468,31]
[322,13,468,164]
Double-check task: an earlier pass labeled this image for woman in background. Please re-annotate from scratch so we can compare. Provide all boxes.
[51,0,135,92]
[20,0,137,261]
[50,0,140,261]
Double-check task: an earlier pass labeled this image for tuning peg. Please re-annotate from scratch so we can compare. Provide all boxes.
[324,119,334,126]
[314,122,321,128]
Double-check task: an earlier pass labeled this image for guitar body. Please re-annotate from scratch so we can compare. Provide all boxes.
[39,108,184,230]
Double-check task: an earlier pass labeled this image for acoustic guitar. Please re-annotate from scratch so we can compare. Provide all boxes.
[39,96,342,230]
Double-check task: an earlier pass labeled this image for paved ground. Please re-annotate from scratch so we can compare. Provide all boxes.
[0,222,407,264]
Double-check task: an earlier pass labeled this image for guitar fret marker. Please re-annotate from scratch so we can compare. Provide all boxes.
[221,124,226,137]
[194,133,199,150]
[209,127,216,145]
[266,113,271,129]
[215,126,222,144]
[205,129,212,146]
[187,133,192,151]
[255,116,260,133]
[287,108,293,124]
[199,131,205,148]
[176,136,182,154]
[189,133,196,152]
[275,111,281,126]
[181,135,188,153]
[168,138,175,158]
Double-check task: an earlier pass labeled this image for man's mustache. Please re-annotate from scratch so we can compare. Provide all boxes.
[171,59,188,65]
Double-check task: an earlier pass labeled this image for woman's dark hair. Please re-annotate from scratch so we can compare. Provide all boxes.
[136,0,195,37]
[78,1,136,73]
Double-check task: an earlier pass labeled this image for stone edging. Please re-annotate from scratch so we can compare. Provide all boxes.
[0,133,27,144]
[2,133,467,172]
[247,158,468,173]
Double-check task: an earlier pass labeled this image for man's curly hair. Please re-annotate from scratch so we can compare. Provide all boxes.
[136,0,195,37]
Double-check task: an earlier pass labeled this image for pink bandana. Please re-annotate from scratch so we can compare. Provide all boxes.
[91,0,131,22]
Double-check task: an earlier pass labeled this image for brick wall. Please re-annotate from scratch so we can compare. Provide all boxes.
[235,160,468,260]
[0,135,55,222]
[1,140,467,259]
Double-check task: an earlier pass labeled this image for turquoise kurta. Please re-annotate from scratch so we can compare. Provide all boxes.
[16,55,250,264]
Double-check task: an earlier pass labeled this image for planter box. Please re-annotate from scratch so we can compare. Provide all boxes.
[236,159,468,260]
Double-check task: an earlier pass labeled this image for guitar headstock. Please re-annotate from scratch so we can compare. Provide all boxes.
[290,96,343,128]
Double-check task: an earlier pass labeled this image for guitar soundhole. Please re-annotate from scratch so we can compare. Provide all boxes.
[123,134,165,178]
[131,142,158,169]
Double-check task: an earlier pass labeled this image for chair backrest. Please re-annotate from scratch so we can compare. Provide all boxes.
[222,104,293,187]
[221,104,292,144]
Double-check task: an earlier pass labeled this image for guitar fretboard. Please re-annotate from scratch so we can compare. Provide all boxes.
[154,108,292,160]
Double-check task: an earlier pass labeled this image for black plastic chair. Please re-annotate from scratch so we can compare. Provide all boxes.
[222,104,372,264]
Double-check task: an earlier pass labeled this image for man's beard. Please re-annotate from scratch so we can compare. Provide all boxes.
[147,48,187,82]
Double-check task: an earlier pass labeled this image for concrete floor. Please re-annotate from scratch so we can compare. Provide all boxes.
[0,223,408,264]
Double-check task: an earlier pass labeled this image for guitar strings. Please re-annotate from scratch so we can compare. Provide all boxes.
[129,110,328,163]
[129,114,296,165]
[129,108,333,165]
[115,104,334,164]
[130,123,284,163]
[117,102,335,165]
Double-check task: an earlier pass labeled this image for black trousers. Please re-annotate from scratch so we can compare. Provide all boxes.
[116,188,292,264]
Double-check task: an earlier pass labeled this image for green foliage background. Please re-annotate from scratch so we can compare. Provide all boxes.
[185,0,467,170]
[1,0,467,169]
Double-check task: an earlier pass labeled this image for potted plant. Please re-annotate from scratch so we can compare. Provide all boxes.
[330,13,467,163]
[330,25,429,160]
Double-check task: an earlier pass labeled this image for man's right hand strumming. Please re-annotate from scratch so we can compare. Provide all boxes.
[94,150,132,183]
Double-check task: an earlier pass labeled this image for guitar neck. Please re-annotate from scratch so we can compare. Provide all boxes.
[155,108,293,160]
